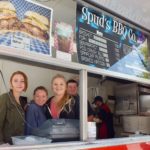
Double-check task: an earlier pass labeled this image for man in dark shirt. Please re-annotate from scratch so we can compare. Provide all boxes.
[67,79,94,121]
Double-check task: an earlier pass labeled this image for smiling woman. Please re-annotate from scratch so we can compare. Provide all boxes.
[45,74,80,120]
[0,71,28,145]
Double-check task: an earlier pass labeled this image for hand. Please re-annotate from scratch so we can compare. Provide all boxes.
[93,117,102,123]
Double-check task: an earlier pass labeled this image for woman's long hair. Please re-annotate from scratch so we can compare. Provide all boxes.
[51,74,75,113]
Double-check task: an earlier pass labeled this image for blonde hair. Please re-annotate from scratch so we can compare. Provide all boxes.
[51,74,74,113]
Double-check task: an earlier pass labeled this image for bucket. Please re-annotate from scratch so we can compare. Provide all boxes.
[87,122,96,142]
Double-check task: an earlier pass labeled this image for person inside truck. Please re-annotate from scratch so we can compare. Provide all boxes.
[67,79,94,121]
[45,74,79,119]
[92,96,115,139]
[0,71,28,145]
[25,86,48,135]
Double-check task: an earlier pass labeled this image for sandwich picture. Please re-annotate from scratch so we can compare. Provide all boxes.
[21,11,50,41]
[0,1,20,32]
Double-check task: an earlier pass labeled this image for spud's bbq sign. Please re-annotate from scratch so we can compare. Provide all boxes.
[81,6,137,44]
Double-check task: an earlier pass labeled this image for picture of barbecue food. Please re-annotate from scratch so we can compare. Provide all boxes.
[0,1,21,32]
[20,11,49,41]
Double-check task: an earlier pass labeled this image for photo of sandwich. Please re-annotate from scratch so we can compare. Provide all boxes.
[0,1,20,32]
[21,11,50,41]
[0,0,52,55]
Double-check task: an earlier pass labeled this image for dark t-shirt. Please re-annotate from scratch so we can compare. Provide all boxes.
[19,96,27,111]
[73,95,94,117]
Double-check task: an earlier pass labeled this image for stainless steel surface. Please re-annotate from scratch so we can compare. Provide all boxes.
[115,83,138,115]
[0,136,150,150]
[92,0,150,31]
[32,0,150,31]
[140,95,150,112]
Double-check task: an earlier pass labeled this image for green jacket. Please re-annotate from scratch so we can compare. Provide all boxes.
[0,92,25,144]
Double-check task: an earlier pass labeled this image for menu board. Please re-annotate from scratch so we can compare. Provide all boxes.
[76,3,150,79]
[0,0,53,55]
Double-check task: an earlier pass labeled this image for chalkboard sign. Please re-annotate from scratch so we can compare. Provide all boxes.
[76,2,150,79]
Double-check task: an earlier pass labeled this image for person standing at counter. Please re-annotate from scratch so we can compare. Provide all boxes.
[0,71,28,144]
[67,79,94,121]
[92,96,115,139]
[45,74,79,119]
[25,86,48,135]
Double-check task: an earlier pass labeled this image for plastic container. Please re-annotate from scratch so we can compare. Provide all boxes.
[32,119,80,141]
[11,135,52,145]
[87,122,96,142]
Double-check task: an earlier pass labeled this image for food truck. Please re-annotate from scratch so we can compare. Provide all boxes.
[0,0,150,149]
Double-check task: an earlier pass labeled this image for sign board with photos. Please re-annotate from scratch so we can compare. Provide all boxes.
[76,2,150,79]
[0,0,53,55]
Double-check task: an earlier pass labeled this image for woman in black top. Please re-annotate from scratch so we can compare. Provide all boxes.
[45,74,79,119]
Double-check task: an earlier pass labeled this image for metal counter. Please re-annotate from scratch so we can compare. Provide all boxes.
[0,135,150,150]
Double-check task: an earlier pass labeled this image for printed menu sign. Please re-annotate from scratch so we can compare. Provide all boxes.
[76,3,150,79]
[0,0,53,55]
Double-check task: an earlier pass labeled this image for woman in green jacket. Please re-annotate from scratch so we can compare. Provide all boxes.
[0,71,28,144]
